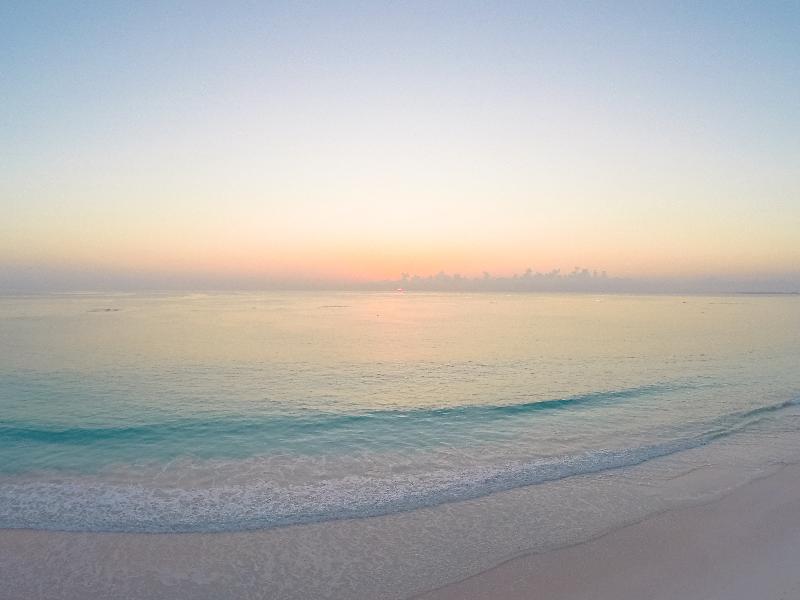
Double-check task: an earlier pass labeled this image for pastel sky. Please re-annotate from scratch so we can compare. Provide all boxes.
[2,1,799,289]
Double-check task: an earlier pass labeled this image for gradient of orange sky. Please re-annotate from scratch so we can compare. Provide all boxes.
[2,2,799,287]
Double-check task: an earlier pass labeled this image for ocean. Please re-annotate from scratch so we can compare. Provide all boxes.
[1,291,799,537]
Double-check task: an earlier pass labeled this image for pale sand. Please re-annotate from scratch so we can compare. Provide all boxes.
[1,464,799,600]
[417,464,800,600]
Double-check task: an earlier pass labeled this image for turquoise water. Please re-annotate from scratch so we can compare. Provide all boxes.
[1,292,798,532]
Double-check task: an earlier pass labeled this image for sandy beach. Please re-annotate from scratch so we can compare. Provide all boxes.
[1,462,799,600]
[418,463,800,600]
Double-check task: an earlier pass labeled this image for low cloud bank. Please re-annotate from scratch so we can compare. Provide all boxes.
[2,264,799,294]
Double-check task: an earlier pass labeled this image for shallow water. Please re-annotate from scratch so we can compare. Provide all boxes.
[1,292,798,533]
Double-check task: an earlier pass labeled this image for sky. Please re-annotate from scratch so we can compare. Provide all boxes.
[2,1,799,290]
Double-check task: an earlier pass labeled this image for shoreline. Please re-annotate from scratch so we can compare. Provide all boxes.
[0,462,798,599]
[415,462,800,600]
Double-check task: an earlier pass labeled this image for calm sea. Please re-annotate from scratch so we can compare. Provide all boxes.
[1,292,799,532]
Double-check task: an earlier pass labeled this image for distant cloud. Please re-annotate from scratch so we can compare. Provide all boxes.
[2,263,798,294]
[370,269,800,294]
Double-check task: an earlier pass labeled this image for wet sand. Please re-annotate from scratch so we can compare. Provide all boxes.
[417,463,800,600]
[1,463,799,600]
